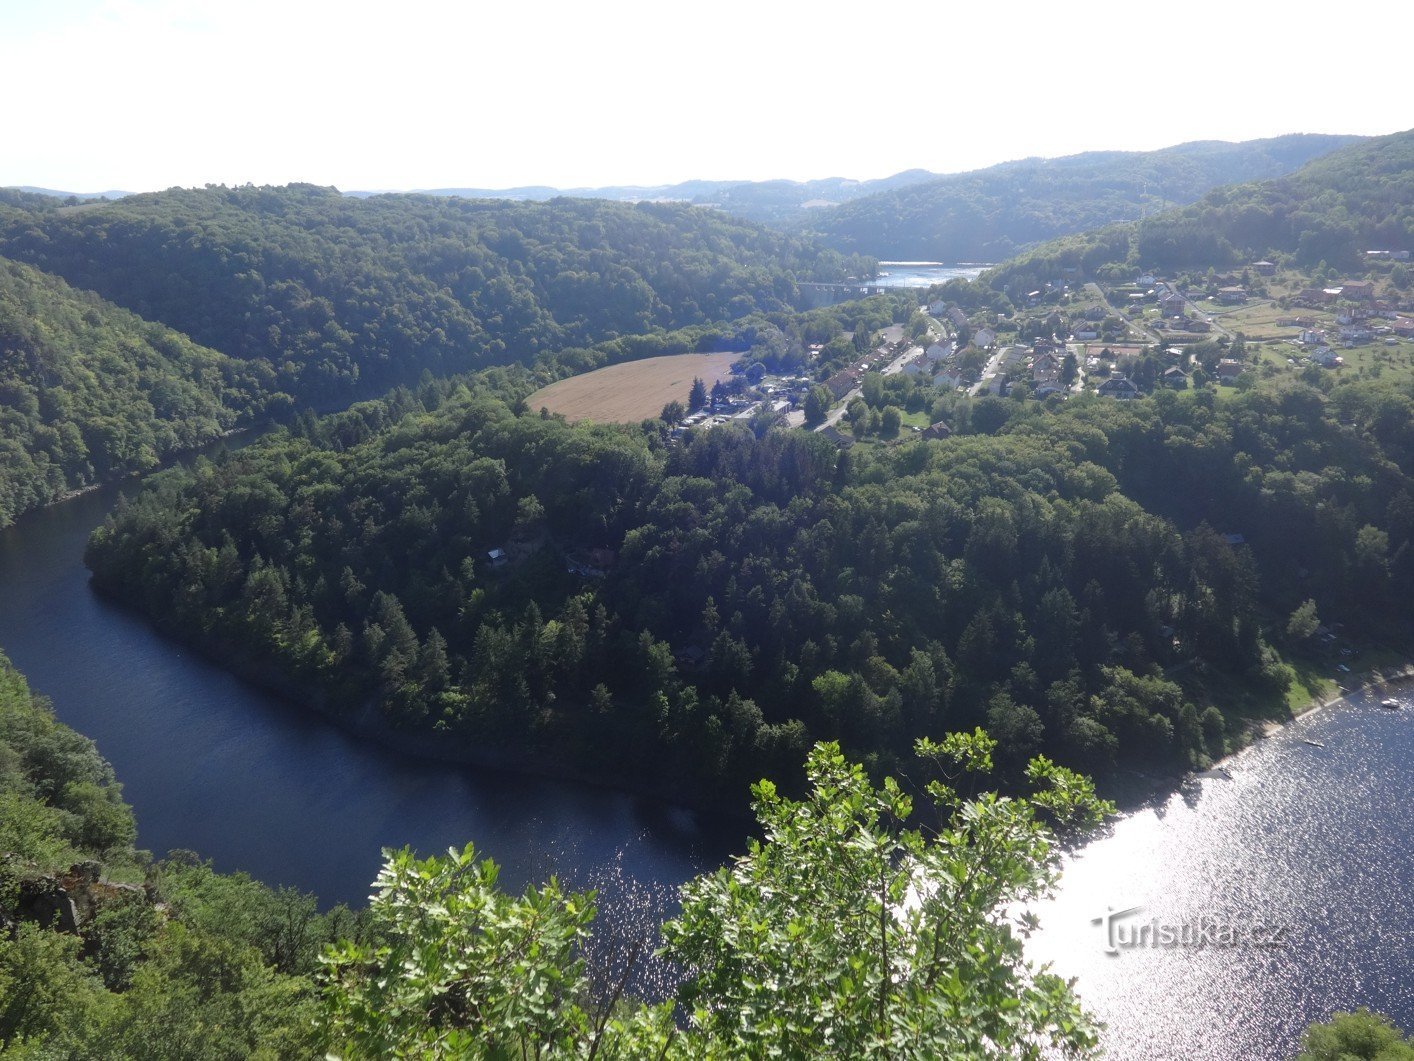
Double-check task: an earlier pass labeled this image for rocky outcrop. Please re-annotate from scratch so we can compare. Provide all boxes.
[4,861,151,939]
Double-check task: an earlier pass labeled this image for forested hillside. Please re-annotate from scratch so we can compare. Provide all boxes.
[395,168,941,227]
[0,257,260,526]
[988,128,1414,290]
[0,185,871,410]
[85,369,1414,807]
[802,134,1361,262]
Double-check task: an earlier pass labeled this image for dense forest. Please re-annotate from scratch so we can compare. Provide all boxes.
[800,134,1362,262]
[0,185,871,408]
[0,258,264,526]
[987,128,1414,291]
[0,184,874,525]
[84,364,1414,807]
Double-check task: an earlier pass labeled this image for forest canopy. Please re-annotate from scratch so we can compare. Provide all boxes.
[84,368,1414,807]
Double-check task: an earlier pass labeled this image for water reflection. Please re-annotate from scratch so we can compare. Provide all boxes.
[1029,690,1414,1059]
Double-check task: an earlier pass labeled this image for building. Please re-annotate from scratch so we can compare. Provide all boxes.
[1216,359,1245,380]
[1159,293,1186,317]
[1339,280,1375,301]
[924,341,953,363]
[1216,286,1248,305]
[921,421,952,440]
[1097,373,1140,399]
[1252,260,1276,276]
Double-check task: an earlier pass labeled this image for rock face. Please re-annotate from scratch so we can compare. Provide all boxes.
[5,862,151,938]
[16,878,81,933]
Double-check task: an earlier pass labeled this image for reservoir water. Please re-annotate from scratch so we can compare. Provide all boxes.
[871,261,988,288]
[1028,691,1414,1059]
[0,474,729,909]
[2,472,1412,1058]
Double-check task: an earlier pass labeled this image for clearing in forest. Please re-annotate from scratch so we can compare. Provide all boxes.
[528,352,740,422]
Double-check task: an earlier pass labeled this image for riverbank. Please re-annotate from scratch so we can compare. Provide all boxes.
[83,575,752,821]
[1100,658,1414,813]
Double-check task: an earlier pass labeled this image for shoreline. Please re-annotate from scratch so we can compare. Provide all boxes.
[1101,661,1414,814]
[84,575,749,821]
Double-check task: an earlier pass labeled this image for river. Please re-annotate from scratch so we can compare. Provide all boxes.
[870,261,989,288]
[2,473,1412,1057]
[1027,688,1414,1059]
[0,471,730,909]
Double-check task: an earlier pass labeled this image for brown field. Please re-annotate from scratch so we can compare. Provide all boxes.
[528,352,740,423]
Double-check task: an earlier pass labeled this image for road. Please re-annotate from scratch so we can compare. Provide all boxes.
[816,328,922,431]
[1086,282,1159,345]
[969,347,1008,396]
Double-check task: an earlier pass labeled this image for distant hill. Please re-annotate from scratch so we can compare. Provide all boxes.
[0,183,869,410]
[800,134,1365,262]
[0,255,256,526]
[985,127,1414,291]
[349,169,943,226]
[4,185,131,201]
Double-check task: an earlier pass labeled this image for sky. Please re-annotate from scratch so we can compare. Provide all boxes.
[3,0,1411,194]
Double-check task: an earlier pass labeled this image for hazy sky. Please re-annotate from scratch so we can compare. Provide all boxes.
[4,0,1410,193]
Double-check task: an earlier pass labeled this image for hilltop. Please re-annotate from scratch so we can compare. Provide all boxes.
[800,134,1363,262]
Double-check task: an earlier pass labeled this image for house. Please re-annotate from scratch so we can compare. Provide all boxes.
[1312,349,1344,368]
[973,327,997,349]
[1252,261,1276,276]
[1074,329,1099,340]
[1216,359,1245,380]
[1162,366,1189,388]
[924,340,953,363]
[1097,373,1140,399]
[1339,279,1375,301]
[921,420,952,440]
[1300,329,1326,346]
[1159,293,1186,317]
[1137,273,1158,286]
[1339,326,1373,343]
[1184,319,1212,333]
[1294,288,1335,306]
[1216,286,1247,305]
[674,645,707,669]
[486,548,509,569]
[946,307,969,329]
[927,299,948,316]
[1392,318,1414,338]
[933,367,965,390]
[1032,352,1061,383]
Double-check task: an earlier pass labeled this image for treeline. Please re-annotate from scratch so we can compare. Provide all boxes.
[986,127,1414,290]
[0,184,873,410]
[84,372,1414,806]
[0,647,364,1056]
[0,257,264,526]
[801,134,1360,261]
